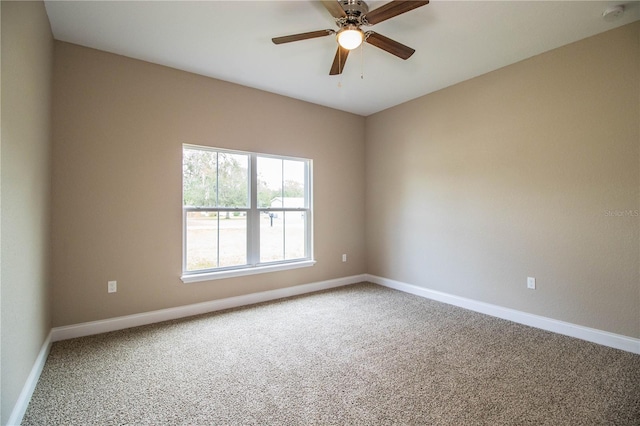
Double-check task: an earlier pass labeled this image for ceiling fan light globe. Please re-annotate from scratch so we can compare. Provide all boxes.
[337,28,363,50]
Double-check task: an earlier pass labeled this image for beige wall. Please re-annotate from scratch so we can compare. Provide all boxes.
[51,42,366,327]
[366,22,640,338]
[1,1,53,423]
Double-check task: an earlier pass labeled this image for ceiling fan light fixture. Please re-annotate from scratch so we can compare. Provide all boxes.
[337,26,363,50]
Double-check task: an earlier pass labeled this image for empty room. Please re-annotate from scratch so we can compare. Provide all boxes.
[2,0,639,424]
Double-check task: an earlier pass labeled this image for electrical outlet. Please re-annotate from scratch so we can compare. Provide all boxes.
[108,280,117,293]
[527,277,536,290]
[342,254,347,262]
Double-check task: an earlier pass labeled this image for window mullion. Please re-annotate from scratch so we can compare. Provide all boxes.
[281,160,285,259]
[248,154,259,265]
[305,161,311,259]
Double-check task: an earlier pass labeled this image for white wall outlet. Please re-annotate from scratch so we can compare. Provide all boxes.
[342,254,347,262]
[527,277,536,290]
[108,280,117,293]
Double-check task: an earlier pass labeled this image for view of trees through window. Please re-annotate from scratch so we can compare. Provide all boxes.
[183,146,310,273]
[183,149,248,208]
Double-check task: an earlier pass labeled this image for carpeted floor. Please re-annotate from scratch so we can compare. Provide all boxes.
[23,283,640,425]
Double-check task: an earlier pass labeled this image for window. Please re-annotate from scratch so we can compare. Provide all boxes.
[182,145,313,281]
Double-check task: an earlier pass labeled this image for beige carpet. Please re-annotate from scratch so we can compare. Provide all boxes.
[23,283,640,425]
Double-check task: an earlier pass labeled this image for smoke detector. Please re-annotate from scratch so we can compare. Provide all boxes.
[602,5,625,22]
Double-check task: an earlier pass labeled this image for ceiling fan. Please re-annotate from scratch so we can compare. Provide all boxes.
[272,0,429,75]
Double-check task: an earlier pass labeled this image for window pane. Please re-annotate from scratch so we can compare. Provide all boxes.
[257,156,282,209]
[260,211,306,263]
[283,160,306,208]
[183,149,249,208]
[260,211,283,263]
[284,211,306,260]
[186,211,248,271]
[185,211,218,271]
[218,212,247,267]
[218,153,249,208]
[183,148,217,208]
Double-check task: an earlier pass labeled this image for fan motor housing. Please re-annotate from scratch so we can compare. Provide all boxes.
[340,0,369,18]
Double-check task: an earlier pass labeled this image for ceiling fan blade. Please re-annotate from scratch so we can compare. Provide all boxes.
[364,0,429,25]
[321,0,347,18]
[272,29,334,45]
[330,45,350,75]
[366,32,415,59]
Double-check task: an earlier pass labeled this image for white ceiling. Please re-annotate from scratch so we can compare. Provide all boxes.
[44,1,639,116]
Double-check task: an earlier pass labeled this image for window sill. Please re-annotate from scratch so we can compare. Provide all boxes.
[181,260,316,283]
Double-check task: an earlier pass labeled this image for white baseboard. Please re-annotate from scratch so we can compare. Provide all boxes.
[7,331,52,426]
[367,274,640,355]
[52,274,368,342]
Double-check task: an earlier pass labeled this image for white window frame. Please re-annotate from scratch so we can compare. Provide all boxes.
[181,145,315,283]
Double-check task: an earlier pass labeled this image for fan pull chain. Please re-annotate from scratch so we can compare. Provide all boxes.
[360,42,365,79]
